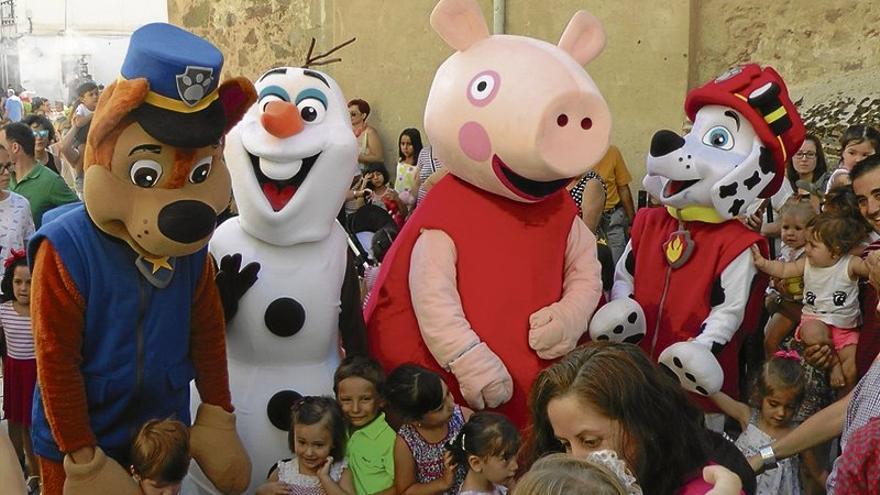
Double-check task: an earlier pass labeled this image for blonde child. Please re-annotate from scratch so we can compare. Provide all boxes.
[129,418,190,495]
[333,356,396,495]
[446,412,519,495]
[824,124,880,191]
[0,251,39,491]
[258,396,354,495]
[751,213,868,391]
[387,364,473,495]
[762,201,813,357]
[711,352,810,494]
[512,453,633,495]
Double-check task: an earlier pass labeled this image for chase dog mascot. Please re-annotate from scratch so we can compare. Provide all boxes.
[28,24,256,494]
[590,64,805,408]
[366,0,607,428]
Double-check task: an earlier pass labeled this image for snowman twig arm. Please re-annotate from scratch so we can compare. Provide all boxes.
[693,250,755,351]
[191,255,234,412]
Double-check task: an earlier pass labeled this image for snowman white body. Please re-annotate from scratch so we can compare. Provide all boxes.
[187,66,360,494]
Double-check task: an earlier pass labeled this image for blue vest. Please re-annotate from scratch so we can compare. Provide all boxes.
[28,206,206,463]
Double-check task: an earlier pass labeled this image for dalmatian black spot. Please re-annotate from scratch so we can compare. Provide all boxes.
[660,363,679,382]
[710,278,726,307]
[267,389,302,431]
[625,250,635,275]
[759,147,774,175]
[627,312,638,324]
[833,291,847,306]
[596,335,610,341]
[728,199,745,217]
[623,333,645,344]
[804,291,816,306]
[265,297,306,337]
[695,386,709,395]
[673,357,683,368]
[711,342,725,354]
[743,171,761,190]
[685,372,696,382]
[628,293,636,300]
[719,182,738,198]
[613,325,625,334]
[699,322,707,332]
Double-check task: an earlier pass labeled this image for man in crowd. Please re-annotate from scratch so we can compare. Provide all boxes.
[0,123,78,228]
[4,89,24,123]
[593,144,635,264]
[751,154,880,493]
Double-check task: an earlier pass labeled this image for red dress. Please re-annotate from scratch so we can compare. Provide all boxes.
[365,175,577,427]
[629,207,768,409]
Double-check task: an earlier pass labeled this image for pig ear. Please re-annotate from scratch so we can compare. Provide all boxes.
[558,11,606,66]
[430,0,490,52]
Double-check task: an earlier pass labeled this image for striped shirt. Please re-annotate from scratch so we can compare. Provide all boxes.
[0,301,34,359]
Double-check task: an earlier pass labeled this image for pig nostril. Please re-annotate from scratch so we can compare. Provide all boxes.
[580,118,592,130]
[557,114,568,127]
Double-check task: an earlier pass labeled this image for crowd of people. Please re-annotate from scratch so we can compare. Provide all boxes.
[3,80,880,495]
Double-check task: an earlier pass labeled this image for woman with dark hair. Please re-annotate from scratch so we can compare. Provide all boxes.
[21,114,59,174]
[787,133,827,192]
[526,342,756,495]
[353,162,407,223]
[349,98,384,168]
[394,128,424,210]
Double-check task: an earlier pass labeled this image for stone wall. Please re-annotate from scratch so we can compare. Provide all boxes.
[168,0,691,182]
[691,0,880,161]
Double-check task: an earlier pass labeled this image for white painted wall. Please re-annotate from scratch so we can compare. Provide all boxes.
[11,0,167,102]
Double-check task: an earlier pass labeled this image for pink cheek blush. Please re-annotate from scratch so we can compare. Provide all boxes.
[458,121,492,162]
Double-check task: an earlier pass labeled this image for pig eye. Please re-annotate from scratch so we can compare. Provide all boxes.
[467,70,500,106]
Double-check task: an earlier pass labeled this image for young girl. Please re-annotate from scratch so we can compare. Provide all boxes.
[258,396,355,495]
[388,364,473,495]
[824,124,880,192]
[751,213,868,391]
[333,356,396,495]
[354,163,407,225]
[710,352,807,494]
[394,128,424,209]
[0,250,39,490]
[130,418,190,495]
[762,201,813,357]
[446,412,519,495]
[512,453,632,495]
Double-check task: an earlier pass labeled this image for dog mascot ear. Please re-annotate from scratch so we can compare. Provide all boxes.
[591,64,805,411]
[28,23,255,495]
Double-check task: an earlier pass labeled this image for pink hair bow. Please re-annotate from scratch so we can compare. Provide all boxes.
[773,350,801,361]
[3,248,25,269]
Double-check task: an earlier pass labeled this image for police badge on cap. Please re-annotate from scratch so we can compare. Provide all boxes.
[120,23,229,148]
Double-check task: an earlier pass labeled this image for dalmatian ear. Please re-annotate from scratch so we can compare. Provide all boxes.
[658,341,724,396]
[710,138,777,220]
[589,298,646,344]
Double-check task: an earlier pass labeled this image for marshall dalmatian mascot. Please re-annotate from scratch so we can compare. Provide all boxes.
[188,64,367,493]
[590,64,805,409]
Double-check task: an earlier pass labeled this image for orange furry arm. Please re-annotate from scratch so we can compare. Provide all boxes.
[190,255,233,412]
[31,242,96,453]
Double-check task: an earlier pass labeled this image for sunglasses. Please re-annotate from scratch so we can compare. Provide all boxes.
[32,129,50,138]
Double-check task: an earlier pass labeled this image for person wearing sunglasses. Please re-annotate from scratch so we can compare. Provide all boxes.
[22,114,59,175]
[0,143,35,268]
[0,122,77,228]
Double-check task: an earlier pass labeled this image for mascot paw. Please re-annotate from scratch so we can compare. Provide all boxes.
[216,253,261,321]
[588,298,646,344]
[658,341,723,396]
[63,447,140,495]
[190,403,252,494]
[528,305,578,359]
[449,342,513,409]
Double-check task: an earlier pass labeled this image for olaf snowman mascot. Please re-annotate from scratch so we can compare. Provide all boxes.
[189,66,367,493]
[590,64,805,412]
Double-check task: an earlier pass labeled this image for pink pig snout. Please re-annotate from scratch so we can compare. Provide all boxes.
[537,90,610,177]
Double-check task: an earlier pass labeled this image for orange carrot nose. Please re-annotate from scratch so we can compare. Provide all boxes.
[261,100,304,138]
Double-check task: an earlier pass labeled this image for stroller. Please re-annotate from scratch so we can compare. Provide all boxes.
[344,204,399,275]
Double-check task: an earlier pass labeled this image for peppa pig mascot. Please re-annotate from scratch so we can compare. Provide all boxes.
[365,0,608,428]
[590,64,805,411]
